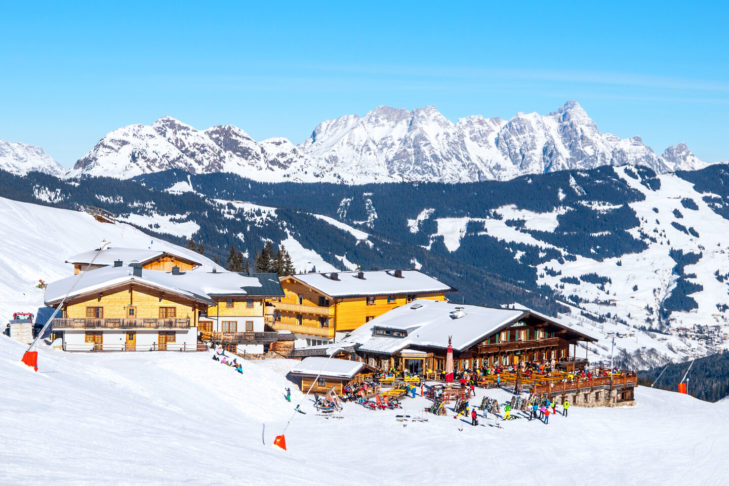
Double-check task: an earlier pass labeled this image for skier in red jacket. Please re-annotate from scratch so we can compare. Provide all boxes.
[471,408,478,426]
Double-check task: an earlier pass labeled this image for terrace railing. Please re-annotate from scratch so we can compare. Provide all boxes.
[207,331,295,344]
[52,318,191,330]
[476,336,562,353]
[271,321,332,337]
[272,302,331,316]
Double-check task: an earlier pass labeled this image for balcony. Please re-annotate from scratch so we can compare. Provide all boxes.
[205,331,295,344]
[476,337,562,354]
[273,302,331,316]
[271,321,332,337]
[52,318,191,330]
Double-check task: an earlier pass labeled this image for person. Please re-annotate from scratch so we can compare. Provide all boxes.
[236,363,243,374]
[551,401,557,415]
[504,402,511,420]
[471,408,478,426]
[285,387,291,402]
[544,407,550,424]
[496,374,501,387]
[531,402,538,421]
[563,399,570,417]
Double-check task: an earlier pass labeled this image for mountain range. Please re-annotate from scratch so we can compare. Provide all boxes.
[1,102,710,183]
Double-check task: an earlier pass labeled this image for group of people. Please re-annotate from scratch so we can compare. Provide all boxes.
[211,345,243,374]
[528,397,569,424]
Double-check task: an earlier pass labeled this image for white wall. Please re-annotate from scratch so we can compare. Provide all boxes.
[61,328,198,352]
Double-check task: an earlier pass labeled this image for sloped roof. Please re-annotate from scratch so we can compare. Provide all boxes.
[44,266,269,306]
[288,270,454,298]
[327,299,597,356]
[66,246,203,268]
[288,357,364,379]
[238,273,284,297]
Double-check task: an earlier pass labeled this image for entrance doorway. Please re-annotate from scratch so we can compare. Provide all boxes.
[158,331,175,351]
[125,331,136,351]
[405,359,423,375]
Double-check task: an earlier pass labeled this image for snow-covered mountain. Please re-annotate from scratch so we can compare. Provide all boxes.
[67,102,708,183]
[0,140,64,177]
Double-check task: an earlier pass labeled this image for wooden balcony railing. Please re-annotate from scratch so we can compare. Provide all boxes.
[532,374,638,395]
[205,331,295,344]
[476,337,562,354]
[272,302,331,316]
[271,321,332,337]
[52,318,191,330]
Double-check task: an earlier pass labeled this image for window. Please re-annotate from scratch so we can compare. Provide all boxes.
[222,321,237,333]
[366,316,374,322]
[226,299,234,308]
[366,296,375,305]
[86,307,103,318]
[387,295,396,304]
[319,317,329,328]
[245,321,254,332]
[127,307,136,318]
[406,294,416,302]
[319,297,330,307]
[246,299,254,308]
[298,315,303,325]
[159,307,176,319]
[274,311,281,322]
[298,295,303,305]
[317,378,326,387]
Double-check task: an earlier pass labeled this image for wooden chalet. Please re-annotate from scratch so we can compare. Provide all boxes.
[287,357,373,394]
[272,270,455,343]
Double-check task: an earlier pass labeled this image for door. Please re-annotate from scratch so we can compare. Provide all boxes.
[85,331,103,351]
[158,331,175,351]
[158,332,168,351]
[125,331,136,351]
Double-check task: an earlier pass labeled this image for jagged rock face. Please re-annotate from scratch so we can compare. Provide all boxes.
[0,141,64,177]
[66,101,708,182]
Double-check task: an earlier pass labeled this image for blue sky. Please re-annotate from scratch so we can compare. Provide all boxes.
[1,1,727,167]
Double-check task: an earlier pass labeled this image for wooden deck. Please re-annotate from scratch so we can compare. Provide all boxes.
[52,318,191,330]
[203,331,295,345]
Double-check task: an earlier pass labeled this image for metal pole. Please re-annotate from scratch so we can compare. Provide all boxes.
[24,240,111,355]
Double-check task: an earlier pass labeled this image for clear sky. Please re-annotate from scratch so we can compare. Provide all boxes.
[1,1,727,168]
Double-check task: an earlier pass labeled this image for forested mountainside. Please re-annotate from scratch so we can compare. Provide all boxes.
[639,351,729,402]
[3,162,729,367]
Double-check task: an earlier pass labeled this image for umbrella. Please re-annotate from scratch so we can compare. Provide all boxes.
[445,336,454,383]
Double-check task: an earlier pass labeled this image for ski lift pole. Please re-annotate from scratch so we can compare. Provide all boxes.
[679,357,696,395]
[21,240,111,371]
[651,362,670,388]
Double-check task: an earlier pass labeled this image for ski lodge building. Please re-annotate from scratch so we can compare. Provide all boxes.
[288,357,373,394]
[45,263,287,353]
[271,270,455,345]
[67,246,203,274]
[338,299,598,374]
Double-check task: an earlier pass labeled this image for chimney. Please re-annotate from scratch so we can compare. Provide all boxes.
[171,266,181,275]
[394,269,403,278]
[131,263,142,277]
[113,260,123,267]
[357,271,365,279]
[330,272,339,281]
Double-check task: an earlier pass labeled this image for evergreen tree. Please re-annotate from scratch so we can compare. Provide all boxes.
[227,244,242,271]
[277,244,295,276]
[186,237,197,251]
[255,242,275,273]
[197,242,205,255]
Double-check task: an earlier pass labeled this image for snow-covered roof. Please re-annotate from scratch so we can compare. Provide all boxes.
[44,266,269,306]
[288,357,364,379]
[67,246,203,267]
[326,299,596,356]
[288,270,454,298]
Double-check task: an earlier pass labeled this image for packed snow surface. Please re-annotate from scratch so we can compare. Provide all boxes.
[1,337,726,485]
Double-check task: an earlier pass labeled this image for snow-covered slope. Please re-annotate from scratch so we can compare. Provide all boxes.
[0,140,64,177]
[1,336,727,484]
[0,196,221,322]
[67,102,707,183]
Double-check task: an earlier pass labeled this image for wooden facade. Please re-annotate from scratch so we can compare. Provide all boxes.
[272,276,447,339]
[358,313,592,375]
[72,254,198,275]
